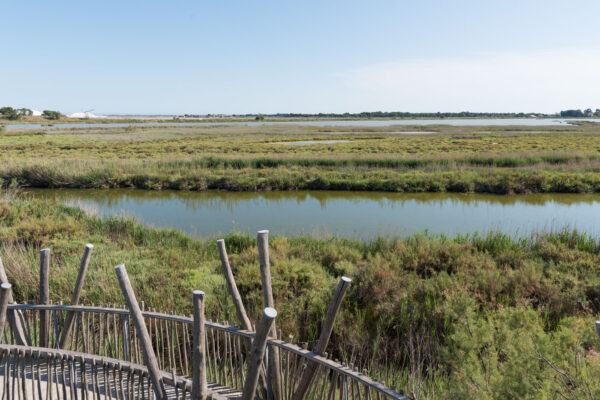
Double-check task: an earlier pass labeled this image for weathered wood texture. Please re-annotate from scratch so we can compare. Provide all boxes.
[4,303,407,399]
[0,257,28,346]
[0,237,406,400]
[115,264,168,400]
[218,240,252,330]
[257,230,283,400]
[0,283,11,341]
[242,308,276,400]
[292,277,352,400]
[59,243,93,349]
[193,290,208,400]
[38,249,50,348]
[218,239,269,399]
[0,344,244,400]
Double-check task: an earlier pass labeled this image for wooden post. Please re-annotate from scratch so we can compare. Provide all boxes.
[292,277,352,400]
[39,248,50,348]
[0,283,12,342]
[60,244,93,349]
[0,255,29,346]
[217,239,252,330]
[115,264,168,400]
[595,321,600,339]
[257,230,283,400]
[242,307,277,400]
[192,290,207,400]
[219,238,269,399]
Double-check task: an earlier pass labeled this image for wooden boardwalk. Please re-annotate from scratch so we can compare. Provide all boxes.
[0,235,408,400]
[0,346,242,400]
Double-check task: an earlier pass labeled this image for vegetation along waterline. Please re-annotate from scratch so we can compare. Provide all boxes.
[3,122,600,193]
[23,188,600,240]
[2,193,600,398]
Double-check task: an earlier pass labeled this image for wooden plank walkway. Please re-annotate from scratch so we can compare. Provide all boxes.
[0,356,241,400]
[0,242,409,400]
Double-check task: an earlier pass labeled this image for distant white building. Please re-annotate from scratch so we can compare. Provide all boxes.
[31,110,42,116]
[67,112,100,119]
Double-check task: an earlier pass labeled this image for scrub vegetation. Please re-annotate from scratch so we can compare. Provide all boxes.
[2,122,600,193]
[2,192,600,399]
[4,122,600,398]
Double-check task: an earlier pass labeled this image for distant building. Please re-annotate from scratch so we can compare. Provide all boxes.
[67,112,100,119]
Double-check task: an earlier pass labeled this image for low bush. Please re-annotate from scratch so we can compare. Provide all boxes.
[2,195,600,397]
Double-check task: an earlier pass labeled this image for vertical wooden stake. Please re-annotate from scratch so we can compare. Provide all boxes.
[292,277,352,400]
[258,230,283,400]
[115,264,167,400]
[0,283,12,342]
[39,249,50,348]
[60,244,93,349]
[242,307,277,400]
[0,255,29,346]
[219,238,269,399]
[192,290,207,400]
[217,240,252,330]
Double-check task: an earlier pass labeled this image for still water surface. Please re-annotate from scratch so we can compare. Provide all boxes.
[26,189,600,240]
[6,118,597,130]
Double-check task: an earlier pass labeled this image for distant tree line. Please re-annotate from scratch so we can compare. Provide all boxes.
[235,111,551,118]
[0,107,33,120]
[560,108,600,118]
[4,107,600,121]
[0,107,62,120]
[42,110,62,120]
[234,110,600,119]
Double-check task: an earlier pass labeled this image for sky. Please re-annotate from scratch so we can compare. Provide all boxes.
[2,0,600,115]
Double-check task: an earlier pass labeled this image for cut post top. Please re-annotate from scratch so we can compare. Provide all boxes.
[0,283,11,290]
[193,290,205,296]
[40,248,50,254]
[85,243,94,249]
[257,230,269,235]
[341,276,352,283]
[264,307,277,319]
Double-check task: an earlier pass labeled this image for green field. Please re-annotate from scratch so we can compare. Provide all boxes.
[4,122,600,398]
[1,193,600,398]
[2,122,600,193]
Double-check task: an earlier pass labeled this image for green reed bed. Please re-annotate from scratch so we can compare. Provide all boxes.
[2,157,600,193]
[2,123,600,194]
[2,194,600,398]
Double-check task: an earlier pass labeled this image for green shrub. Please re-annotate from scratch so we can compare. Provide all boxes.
[2,196,600,398]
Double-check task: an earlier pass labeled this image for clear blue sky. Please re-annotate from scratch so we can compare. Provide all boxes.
[3,0,600,114]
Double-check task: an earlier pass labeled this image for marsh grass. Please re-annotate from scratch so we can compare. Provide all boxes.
[2,123,600,193]
[2,194,600,397]
[2,157,600,193]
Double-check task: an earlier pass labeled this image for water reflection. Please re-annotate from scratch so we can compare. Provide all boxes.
[6,118,600,130]
[26,189,600,240]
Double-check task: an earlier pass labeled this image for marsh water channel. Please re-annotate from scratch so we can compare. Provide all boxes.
[26,189,600,240]
[5,118,599,130]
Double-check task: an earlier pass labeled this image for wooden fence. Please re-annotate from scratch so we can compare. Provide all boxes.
[0,232,408,400]
[1,304,407,399]
[0,344,193,400]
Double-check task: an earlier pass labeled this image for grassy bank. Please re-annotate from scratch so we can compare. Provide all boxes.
[2,194,600,398]
[2,122,600,193]
[2,157,600,193]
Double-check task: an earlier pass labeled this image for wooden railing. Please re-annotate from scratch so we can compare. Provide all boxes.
[0,344,192,400]
[0,232,408,400]
[3,304,408,400]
